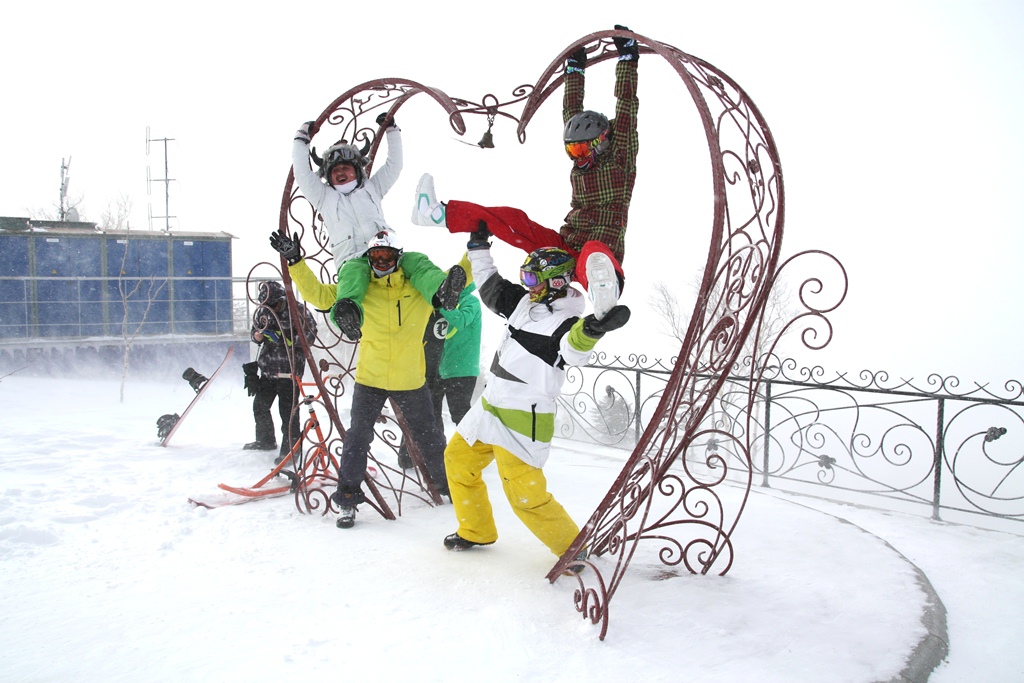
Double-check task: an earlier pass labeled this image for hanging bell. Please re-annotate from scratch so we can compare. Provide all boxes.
[477,125,495,149]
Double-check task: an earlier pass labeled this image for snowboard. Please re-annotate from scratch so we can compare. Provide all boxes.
[158,346,235,447]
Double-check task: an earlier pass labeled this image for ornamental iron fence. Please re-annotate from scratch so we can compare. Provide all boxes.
[557,354,1024,528]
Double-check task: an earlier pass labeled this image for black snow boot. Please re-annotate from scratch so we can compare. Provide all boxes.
[336,506,357,529]
[443,532,494,551]
[331,298,362,340]
[434,265,466,311]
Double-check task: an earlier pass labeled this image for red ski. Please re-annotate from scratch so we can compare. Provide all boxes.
[188,489,291,509]
[217,482,292,498]
[158,346,235,447]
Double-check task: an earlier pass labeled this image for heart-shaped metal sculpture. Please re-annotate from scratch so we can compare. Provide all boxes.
[268,27,846,639]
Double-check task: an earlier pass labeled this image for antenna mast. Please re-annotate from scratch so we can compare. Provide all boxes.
[59,157,72,222]
[146,126,176,231]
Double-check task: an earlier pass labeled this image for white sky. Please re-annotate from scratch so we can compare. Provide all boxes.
[3,0,1023,385]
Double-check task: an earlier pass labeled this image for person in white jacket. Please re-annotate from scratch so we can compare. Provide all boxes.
[442,225,630,563]
[292,113,402,268]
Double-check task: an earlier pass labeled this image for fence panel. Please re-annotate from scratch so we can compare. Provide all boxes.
[557,356,1024,529]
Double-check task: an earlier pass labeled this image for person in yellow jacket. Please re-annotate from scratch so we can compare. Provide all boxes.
[271,229,465,529]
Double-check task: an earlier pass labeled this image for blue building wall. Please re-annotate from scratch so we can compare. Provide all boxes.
[0,234,30,338]
[34,234,105,337]
[0,220,234,340]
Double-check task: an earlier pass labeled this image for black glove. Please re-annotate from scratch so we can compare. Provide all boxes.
[582,304,631,339]
[566,46,587,73]
[613,25,638,62]
[295,121,314,143]
[467,220,491,251]
[269,231,302,266]
[332,298,362,340]
[242,361,260,397]
[375,112,397,130]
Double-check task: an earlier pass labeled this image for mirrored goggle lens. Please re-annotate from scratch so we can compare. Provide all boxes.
[564,141,592,160]
[368,248,397,262]
[520,270,541,287]
[329,147,358,163]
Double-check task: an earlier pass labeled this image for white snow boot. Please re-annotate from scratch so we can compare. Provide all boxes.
[585,251,620,321]
[412,173,447,227]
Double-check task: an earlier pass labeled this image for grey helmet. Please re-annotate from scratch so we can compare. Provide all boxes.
[563,110,610,146]
[312,139,371,187]
[563,110,611,168]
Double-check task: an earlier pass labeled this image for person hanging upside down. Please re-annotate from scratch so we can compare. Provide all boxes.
[411,24,640,322]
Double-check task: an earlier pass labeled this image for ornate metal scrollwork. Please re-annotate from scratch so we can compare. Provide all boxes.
[269,30,846,640]
[270,78,541,518]
[526,30,843,640]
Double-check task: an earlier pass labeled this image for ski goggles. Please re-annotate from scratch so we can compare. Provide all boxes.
[367,247,398,264]
[325,146,362,164]
[520,269,542,287]
[564,129,608,160]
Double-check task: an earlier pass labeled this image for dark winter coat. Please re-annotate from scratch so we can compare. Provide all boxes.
[251,301,318,379]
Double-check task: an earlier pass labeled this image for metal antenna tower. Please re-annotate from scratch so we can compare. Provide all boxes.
[59,157,72,221]
[146,127,176,231]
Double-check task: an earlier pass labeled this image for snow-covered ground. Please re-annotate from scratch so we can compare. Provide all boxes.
[1,373,1022,682]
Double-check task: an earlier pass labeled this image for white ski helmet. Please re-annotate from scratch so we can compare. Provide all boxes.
[364,229,403,277]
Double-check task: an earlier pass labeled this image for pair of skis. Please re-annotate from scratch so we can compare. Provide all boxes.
[189,455,307,509]
[189,374,346,510]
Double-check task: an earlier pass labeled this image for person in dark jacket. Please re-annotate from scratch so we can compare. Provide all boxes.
[396,308,448,469]
[243,280,318,463]
[395,279,483,467]
[411,25,640,322]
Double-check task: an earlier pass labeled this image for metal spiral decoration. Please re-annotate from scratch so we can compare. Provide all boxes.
[529,30,844,640]
[269,31,846,639]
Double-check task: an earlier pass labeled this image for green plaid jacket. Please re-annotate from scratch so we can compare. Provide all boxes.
[560,59,639,264]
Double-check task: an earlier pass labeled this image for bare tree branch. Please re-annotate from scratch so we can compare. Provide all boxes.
[110,195,166,402]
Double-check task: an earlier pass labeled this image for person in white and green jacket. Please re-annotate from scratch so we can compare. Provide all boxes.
[442,225,630,560]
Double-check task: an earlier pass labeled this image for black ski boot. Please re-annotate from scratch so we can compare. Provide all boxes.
[444,532,494,551]
[243,440,277,451]
[331,298,362,340]
[564,548,589,575]
[435,265,466,311]
[336,506,357,529]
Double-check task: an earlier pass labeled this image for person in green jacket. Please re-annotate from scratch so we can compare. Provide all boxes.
[435,281,481,426]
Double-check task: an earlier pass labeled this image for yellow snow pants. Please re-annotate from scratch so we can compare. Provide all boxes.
[444,433,580,556]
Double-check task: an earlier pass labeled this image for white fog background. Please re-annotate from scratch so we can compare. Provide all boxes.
[2,0,1022,384]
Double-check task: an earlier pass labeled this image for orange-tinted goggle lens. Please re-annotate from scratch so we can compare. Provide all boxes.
[564,140,593,160]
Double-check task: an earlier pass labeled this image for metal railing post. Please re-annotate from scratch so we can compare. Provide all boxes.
[761,379,772,488]
[634,369,642,444]
[932,397,945,520]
